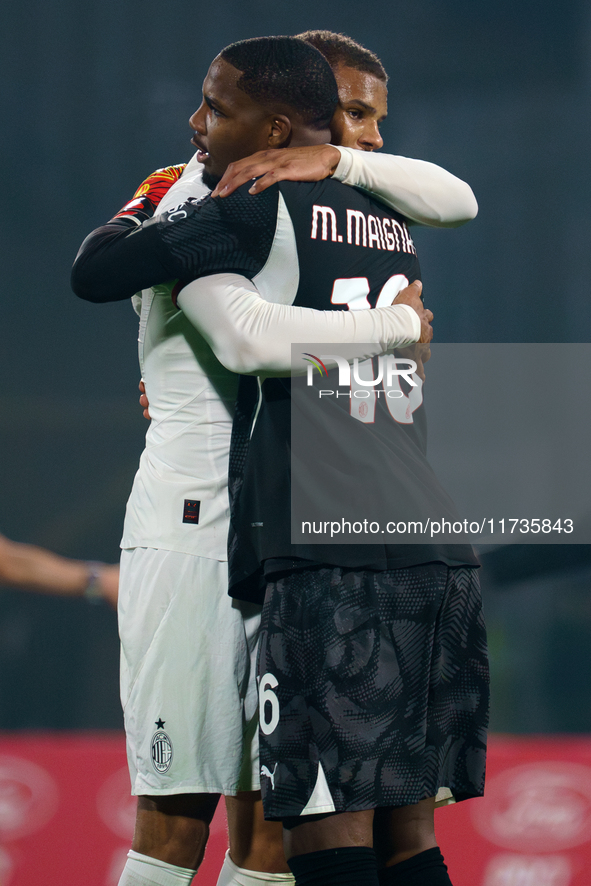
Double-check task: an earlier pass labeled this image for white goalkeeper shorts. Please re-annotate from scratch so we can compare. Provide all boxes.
[119,547,261,796]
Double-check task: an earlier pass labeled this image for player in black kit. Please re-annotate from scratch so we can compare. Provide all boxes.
[72,36,488,886]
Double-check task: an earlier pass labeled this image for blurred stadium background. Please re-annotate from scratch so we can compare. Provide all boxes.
[1,1,590,883]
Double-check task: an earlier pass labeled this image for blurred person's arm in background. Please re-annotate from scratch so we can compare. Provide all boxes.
[0,534,118,607]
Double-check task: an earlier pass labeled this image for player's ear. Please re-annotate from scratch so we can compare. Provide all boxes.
[268,115,292,148]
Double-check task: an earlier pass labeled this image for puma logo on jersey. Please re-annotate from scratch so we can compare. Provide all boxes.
[165,195,208,222]
[261,762,278,789]
[311,205,415,255]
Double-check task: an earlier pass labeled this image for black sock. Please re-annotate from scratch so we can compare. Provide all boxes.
[289,846,379,886]
[378,847,453,885]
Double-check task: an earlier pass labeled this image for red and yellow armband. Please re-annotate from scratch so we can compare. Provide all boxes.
[112,164,187,223]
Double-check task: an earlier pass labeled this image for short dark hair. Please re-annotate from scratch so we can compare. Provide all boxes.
[220,36,339,129]
[296,30,388,83]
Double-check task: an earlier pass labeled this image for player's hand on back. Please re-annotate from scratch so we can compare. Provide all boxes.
[393,280,433,345]
[211,145,341,199]
[139,379,151,420]
[396,343,432,382]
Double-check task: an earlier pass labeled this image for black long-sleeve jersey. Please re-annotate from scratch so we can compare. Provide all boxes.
[72,179,477,602]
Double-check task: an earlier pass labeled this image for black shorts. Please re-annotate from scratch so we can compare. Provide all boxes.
[258,564,489,819]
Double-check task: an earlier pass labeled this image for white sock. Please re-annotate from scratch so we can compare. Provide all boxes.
[216,850,295,886]
[117,850,197,886]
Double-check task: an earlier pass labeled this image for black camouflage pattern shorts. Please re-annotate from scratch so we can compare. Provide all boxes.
[258,564,489,819]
